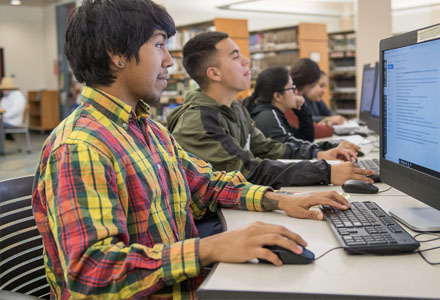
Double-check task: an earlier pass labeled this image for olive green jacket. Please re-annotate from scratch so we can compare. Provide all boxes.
[167,90,330,188]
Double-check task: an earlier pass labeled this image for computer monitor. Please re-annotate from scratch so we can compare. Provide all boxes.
[359,62,378,124]
[380,23,440,232]
[367,73,380,132]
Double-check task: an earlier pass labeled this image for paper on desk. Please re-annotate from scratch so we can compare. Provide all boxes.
[333,119,359,131]
[340,134,364,146]
[277,159,342,165]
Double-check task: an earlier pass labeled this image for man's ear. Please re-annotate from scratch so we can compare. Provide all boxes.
[107,51,126,70]
[206,66,221,82]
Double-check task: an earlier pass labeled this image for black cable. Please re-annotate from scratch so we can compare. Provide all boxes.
[377,186,392,193]
[413,232,440,265]
[314,246,344,260]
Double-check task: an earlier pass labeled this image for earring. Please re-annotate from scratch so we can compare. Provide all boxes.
[118,61,124,67]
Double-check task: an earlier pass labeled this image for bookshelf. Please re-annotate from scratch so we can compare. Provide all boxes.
[151,18,250,123]
[328,30,357,116]
[249,23,329,105]
[28,90,60,131]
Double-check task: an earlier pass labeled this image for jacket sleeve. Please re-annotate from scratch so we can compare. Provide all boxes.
[292,102,315,142]
[169,107,326,188]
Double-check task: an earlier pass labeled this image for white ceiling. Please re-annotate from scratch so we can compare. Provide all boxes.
[1,0,440,29]
[0,0,62,6]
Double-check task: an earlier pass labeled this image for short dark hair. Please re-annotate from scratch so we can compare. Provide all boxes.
[290,58,321,91]
[64,0,175,87]
[182,31,229,90]
[243,67,290,112]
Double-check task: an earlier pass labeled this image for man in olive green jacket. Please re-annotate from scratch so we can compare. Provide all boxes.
[167,31,374,189]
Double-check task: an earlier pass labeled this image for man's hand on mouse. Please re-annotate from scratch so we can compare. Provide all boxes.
[330,162,376,185]
[198,221,306,266]
[262,190,350,220]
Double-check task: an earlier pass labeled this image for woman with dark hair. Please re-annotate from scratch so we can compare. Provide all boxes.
[244,65,360,153]
[243,66,314,142]
[304,71,347,125]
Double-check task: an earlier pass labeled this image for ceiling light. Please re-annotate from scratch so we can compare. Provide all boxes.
[10,0,22,5]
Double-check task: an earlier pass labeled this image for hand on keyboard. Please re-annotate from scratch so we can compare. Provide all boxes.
[330,162,376,185]
[264,191,350,221]
[317,147,358,161]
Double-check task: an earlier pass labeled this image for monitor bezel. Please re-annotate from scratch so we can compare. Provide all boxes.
[359,62,378,124]
[379,24,440,212]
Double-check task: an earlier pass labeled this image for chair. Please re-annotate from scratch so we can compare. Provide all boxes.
[5,104,32,154]
[0,175,50,299]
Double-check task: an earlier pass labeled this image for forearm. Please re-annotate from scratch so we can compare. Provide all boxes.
[179,146,268,217]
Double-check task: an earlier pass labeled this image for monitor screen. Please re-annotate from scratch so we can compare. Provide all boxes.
[360,64,377,114]
[367,73,380,132]
[370,74,380,118]
[380,24,440,231]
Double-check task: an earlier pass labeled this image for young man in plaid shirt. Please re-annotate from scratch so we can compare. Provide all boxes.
[32,0,350,299]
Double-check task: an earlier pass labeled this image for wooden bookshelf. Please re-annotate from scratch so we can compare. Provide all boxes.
[249,23,329,105]
[328,30,357,116]
[28,90,60,130]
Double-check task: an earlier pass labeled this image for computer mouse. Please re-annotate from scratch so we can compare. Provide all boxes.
[357,151,365,157]
[342,179,379,194]
[258,245,315,265]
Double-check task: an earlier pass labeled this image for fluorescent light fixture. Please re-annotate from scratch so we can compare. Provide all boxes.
[10,0,22,5]
[217,0,343,18]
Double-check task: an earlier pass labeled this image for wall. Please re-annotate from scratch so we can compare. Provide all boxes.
[355,0,392,108]
[0,5,46,97]
[393,5,440,34]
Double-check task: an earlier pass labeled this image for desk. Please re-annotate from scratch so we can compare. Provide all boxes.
[198,194,440,299]
[198,135,440,299]
[0,108,5,155]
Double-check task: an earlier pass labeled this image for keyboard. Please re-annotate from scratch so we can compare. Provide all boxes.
[357,158,381,182]
[321,201,420,254]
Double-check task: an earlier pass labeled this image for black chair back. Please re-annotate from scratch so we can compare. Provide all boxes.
[0,175,50,299]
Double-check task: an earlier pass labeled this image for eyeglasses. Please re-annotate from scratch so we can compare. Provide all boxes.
[280,85,299,95]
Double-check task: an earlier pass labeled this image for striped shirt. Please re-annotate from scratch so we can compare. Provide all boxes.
[32,86,268,299]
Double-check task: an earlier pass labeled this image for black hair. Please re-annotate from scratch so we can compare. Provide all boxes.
[243,67,290,112]
[64,0,176,87]
[290,58,321,91]
[182,31,229,90]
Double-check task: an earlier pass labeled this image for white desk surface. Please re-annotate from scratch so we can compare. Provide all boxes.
[198,194,440,299]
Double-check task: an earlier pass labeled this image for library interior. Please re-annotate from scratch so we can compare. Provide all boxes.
[1,0,440,299]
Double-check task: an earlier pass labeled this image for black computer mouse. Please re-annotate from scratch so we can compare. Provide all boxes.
[342,179,379,194]
[357,151,365,157]
[259,245,315,265]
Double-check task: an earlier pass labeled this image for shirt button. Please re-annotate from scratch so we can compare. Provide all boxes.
[122,123,128,130]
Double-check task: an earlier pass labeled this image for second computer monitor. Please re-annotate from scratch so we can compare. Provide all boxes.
[367,73,380,132]
[359,62,378,124]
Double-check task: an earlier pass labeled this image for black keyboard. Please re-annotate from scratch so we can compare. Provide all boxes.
[321,201,419,254]
[357,158,381,182]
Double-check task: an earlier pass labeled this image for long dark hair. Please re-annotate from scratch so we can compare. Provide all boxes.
[290,58,321,92]
[243,67,290,112]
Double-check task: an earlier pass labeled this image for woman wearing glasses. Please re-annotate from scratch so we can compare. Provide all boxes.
[244,64,359,154]
[243,66,316,143]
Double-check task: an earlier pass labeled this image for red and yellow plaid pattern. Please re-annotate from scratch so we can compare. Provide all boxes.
[32,86,268,299]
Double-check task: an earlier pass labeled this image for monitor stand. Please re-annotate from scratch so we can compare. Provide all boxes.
[389,207,440,232]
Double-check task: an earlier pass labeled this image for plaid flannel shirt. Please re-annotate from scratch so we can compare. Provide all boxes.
[32,86,268,299]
